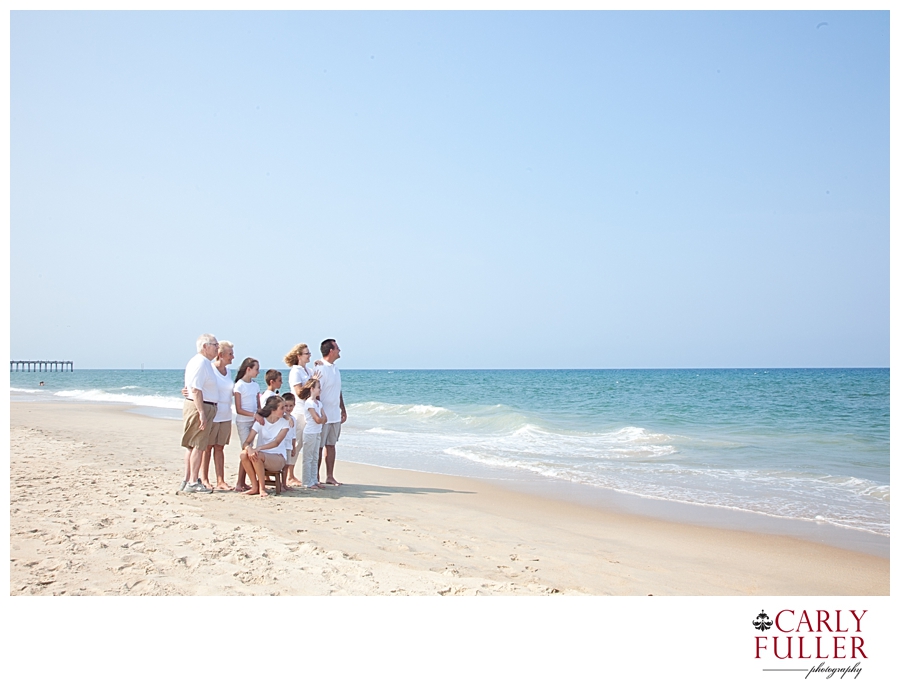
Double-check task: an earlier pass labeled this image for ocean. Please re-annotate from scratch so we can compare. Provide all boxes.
[10,368,889,545]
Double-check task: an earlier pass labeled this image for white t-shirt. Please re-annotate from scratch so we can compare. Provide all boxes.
[291,404,307,432]
[288,364,314,391]
[279,415,296,457]
[212,366,234,422]
[260,389,279,406]
[303,398,324,435]
[233,379,260,424]
[185,353,218,404]
[254,416,289,452]
[317,361,342,425]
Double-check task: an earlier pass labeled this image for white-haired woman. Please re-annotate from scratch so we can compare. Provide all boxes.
[201,341,236,490]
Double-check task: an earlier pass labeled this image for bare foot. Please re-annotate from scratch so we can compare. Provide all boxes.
[325,478,342,486]
[201,480,213,489]
[234,483,249,493]
[216,481,232,491]
[287,479,303,487]
[258,489,269,498]
[243,488,260,496]
[282,484,294,492]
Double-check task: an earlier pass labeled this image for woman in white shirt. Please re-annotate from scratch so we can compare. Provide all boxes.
[201,341,236,491]
[239,395,289,498]
[285,343,319,464]
[285,343,317,396]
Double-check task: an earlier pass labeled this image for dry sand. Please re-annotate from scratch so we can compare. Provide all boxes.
[9,402,889,596]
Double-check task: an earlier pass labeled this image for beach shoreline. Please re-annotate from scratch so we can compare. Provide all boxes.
[9,401,889,596]
[11,389,890,558]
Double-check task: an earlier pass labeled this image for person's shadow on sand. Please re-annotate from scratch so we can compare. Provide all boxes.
[272,484,475,499]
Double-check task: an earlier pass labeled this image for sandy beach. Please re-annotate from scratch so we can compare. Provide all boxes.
[9,401,888,596]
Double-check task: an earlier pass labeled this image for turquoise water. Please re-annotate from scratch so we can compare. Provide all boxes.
[10,368,889,537]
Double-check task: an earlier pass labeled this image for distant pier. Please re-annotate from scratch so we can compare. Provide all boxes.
[10,360,74,372]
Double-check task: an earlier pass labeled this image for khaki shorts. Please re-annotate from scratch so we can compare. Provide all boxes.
[286,444,298,466]
[208,420,232,447]
[321,422,341,447]
[182,401,217,450]
[260,451,286,472]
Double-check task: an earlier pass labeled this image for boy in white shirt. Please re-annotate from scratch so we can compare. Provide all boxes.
[281,393,300,489]
[259,369,282,404]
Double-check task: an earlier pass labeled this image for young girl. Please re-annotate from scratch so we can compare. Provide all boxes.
[298,378,328,489]
[280,393,300,489]
[233,358,262,492]
[239,395,289,498]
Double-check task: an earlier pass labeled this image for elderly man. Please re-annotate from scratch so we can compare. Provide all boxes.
[180,333,219,494]
[317,338,347,486]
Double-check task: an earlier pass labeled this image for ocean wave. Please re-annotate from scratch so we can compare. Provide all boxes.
[817,475,891,502]
[10,387,44,394]
[350,401,456,419]
[439,444,889,535]
[53,389,183,409]
[349,400,536,434]
[347,402,683,452]
[350,400,682,463]
[486,425,679,462]
[443,447,577,480]
[345,411,888,535]
[592,483,890,537]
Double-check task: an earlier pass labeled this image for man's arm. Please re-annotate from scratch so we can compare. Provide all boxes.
[340,392,347,423]
[193,389,206,429]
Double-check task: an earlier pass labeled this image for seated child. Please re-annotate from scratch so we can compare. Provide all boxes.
[238,395,289,498]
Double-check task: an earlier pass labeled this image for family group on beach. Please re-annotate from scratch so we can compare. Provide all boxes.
[180,334,346,497]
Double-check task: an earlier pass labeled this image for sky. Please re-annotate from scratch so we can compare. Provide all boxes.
[9,10,889,370]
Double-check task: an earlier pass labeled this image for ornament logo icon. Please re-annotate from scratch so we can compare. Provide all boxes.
[752,610,774,632]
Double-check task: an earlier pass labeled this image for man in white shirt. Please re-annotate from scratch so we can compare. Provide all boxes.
[180,333,219,494]
[317,338,347,486]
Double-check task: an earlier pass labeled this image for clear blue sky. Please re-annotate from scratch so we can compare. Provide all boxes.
[10,11,889,370]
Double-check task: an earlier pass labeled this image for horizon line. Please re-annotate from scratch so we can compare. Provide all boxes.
[14,366,890,372]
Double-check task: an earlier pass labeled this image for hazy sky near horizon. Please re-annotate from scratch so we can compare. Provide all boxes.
[10,11,889,370]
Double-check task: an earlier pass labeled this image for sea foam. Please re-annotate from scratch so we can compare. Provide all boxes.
[53,389,183,409]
